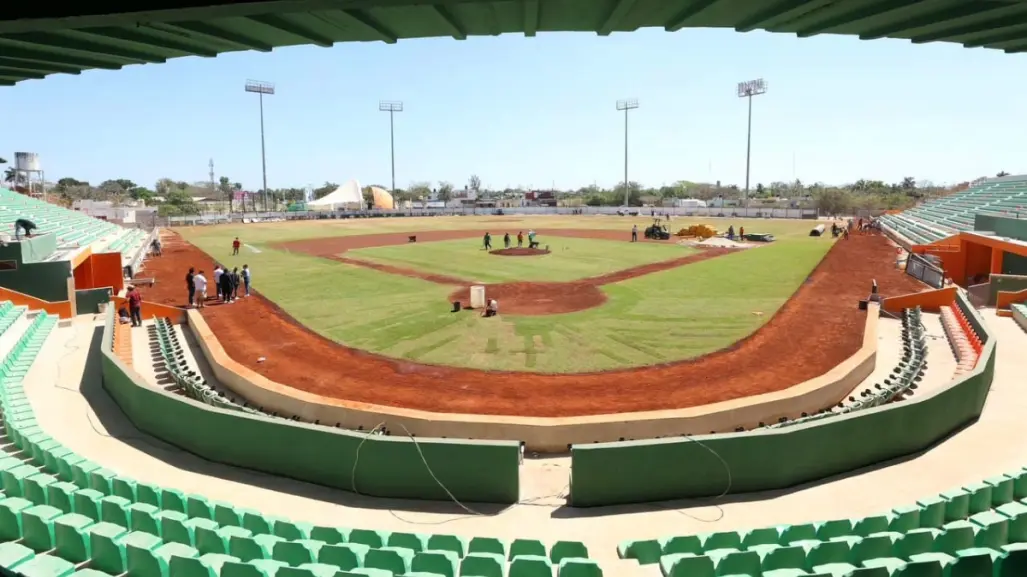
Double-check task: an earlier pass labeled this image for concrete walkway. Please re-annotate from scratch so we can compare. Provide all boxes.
[19,310,1027,566]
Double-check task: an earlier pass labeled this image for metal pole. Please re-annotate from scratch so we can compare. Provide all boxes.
[389,110,396,194]
[744,93,752,207]
[259,92,268,212]
[624,107,629,207]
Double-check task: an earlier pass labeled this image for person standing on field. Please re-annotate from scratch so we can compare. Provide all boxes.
[232,237,241,256]
[483,232,492,251]
[242,264,252,297]
[220,266,235,304]
[230,267,242,300]
[504,232,511,248]
[185,267,196,308]
[631,224,638,242]
[126,285,143,327]
[193,270,208,309]
[213,265,224,301]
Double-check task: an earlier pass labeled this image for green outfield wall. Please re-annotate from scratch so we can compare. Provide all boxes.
[99,308,521,503]
[569,293,994,506]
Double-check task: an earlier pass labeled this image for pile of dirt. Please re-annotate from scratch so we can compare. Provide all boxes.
[490,247,551,257]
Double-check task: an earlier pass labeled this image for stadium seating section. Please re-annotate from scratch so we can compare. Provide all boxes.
[879,178,1027,245]
[0,301,599,577]
[151,318,299,421]
[0,188,148,264]
[767,308,926,431]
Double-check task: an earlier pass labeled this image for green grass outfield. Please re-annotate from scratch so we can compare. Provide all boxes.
[179,216,834,373]
[349,237,694,283]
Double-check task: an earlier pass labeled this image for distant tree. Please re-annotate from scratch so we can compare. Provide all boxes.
[468,174,481,192]
[407,181,432,200]
[313,182,338,199]
[437,182,454,202]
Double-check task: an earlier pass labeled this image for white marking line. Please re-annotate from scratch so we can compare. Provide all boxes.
[245,244,262,254]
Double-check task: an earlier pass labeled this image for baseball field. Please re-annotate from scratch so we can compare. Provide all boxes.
[137,215,923,416]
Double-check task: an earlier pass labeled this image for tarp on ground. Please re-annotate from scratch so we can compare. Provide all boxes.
[308,180,363,209]
[371,187,394,210]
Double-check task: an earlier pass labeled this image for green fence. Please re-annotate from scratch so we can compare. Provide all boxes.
[75,287,113,315]
[99,308,521,503]
[569,293,995,507]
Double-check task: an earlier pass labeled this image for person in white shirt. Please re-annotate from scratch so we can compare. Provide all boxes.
[193,270,208,309]
[213,266,224,301]
[482,299,499,318]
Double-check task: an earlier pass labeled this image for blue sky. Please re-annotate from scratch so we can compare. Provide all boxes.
[2,28,1023,191]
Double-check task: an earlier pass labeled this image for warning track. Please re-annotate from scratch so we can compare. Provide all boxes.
[138,229,923,417]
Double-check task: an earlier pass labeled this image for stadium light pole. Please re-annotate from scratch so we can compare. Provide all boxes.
[737,78,767,208]
[616,99,639,207]
[245,80,275,211]
[379,101,403,194]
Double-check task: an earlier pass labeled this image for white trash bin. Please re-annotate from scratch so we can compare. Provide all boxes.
[470,285,486,309]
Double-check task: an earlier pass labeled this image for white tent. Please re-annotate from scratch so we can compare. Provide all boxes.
[308,180,363,209]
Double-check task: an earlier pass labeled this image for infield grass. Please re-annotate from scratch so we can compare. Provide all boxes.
[349,237,693,283]
[180,216,833,372]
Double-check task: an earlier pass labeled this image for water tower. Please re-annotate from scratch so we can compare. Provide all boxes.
[11,152,45,197]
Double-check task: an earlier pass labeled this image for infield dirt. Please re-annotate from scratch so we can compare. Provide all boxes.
[139,229,924,417]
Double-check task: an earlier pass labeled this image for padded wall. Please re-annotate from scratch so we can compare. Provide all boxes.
[98,309,521,503]
[569,293,995,507]
[975,213,1027,242]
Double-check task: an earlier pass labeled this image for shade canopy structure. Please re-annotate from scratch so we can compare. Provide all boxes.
[5,1,1027,85]
[371,187,394,210]
[308,180,363,210]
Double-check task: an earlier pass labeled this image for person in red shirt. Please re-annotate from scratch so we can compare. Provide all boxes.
[126,285,143,327]
[232,237,241,256]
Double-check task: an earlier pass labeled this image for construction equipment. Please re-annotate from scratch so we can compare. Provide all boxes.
[644,219,671,240]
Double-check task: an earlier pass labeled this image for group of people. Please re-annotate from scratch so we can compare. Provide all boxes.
[185,264,252,309]
[483,230,538,250]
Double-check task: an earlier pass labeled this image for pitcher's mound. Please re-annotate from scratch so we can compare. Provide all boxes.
[449,282,605,315]
[490,247,550,256]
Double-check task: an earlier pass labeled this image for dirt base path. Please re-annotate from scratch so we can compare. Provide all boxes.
[140,230,923,417]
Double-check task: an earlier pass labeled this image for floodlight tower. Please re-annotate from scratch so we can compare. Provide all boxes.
[379,101,404,194]
[244,80,275,211]
[616,99,639,207]
[737,78,767,208]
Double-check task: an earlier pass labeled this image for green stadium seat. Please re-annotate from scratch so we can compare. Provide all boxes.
[272,539,322,565]
[10,553,77,577]
[0,495,34,539]
[128,541,199,577]
[508,555,553,577]
[426,534,468,557]
[53,513,96,563]
[0,541,36,567]
[411,549,459,577]
[459,552,504,577]
[278,563,341,577]
[222,559,288,577]
[308,526,345,545]
[22,503,64,551]
[316,543,367,570]
[617,539,660,564]
[510,539,547,560]
[365,546,414,574]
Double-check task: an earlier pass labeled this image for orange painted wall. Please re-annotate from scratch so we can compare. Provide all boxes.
[91,253,125,294]
[964,242,992,284]
[112,296,186,324]
[73,252,124,294]
[881,287,957,314]
[0,286,73,317]
[73,255,93,289]
[996,287,1027,310]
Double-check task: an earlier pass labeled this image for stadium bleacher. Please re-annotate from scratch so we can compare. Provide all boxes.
[880,177,1027,245]
[0,188,150,265]
[767,308,926,430]
[0,301,601,577]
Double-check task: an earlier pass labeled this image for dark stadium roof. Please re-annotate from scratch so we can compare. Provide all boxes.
[4,0,1027,85]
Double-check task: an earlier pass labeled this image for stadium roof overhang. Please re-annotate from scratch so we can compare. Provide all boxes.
[4,0,1027,85]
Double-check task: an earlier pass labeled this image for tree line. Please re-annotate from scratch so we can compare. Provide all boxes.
[0,160,1009,216]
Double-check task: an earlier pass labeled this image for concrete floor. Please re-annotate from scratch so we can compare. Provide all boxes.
[18,309,1027,567]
